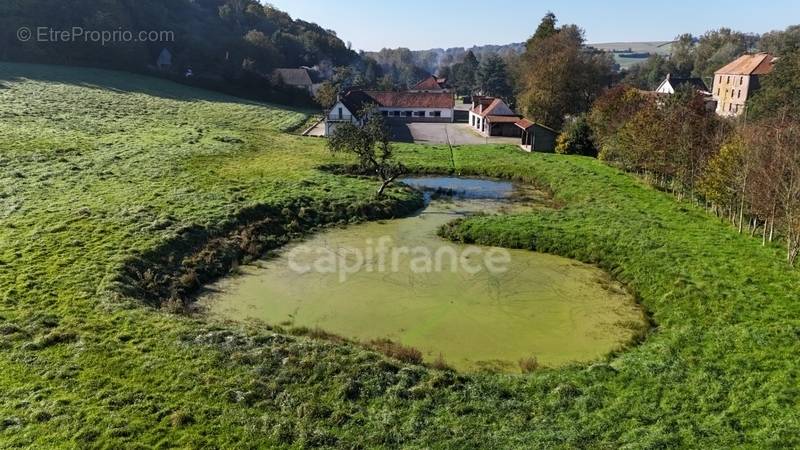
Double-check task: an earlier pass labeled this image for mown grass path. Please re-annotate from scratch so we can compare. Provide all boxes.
[0,63,798,448]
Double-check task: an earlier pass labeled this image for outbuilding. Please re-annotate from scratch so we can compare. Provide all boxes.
[516,119,557,152]
[468,97,523,137]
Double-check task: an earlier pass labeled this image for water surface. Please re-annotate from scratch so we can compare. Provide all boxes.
[199,177,644,372]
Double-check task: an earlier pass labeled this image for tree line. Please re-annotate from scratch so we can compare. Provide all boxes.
[622,26,800,90]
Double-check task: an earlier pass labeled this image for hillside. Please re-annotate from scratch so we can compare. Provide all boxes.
[1,63,799,447]
[589,41,674,69]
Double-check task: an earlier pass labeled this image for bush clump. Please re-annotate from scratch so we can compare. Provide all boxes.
[368,338,423,365]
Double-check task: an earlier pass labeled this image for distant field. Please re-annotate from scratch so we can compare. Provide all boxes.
[590,41,674,69]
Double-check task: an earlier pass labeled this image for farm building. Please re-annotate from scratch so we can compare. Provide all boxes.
[325,89,455,136]
[516,119,557,153]
[272,68,317,95]
[712,53,776,117]
[655,74,709,95]
[469,96,523,137]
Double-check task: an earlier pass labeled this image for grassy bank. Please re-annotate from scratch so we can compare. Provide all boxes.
[1,62,798,448]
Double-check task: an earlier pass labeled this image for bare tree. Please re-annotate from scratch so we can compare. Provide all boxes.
[745,113,800,264]
[327,106,406,197]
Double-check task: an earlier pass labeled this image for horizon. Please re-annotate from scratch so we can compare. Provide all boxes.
[267,0,800,52]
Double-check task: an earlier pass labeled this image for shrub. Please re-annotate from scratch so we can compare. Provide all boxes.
[429,353,452,371]
[368,339,423,365]
[555,115,597,157]
[518,356,539,373]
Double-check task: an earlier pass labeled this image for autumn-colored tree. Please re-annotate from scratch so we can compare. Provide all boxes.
[700,135,748,221]
[555,115,596,157]
[588,85,649,158]
[314,81,338,110]
[516,14,613,129]
[742,114,800,263]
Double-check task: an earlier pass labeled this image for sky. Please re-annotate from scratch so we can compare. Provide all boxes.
[267,0,800,52]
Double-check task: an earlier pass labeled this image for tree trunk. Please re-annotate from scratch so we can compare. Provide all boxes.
[769,217,775,243]
[376,180,390,197]
[738,197,745,234]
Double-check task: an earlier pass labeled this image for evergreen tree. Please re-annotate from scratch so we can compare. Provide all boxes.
[477,55,513,101]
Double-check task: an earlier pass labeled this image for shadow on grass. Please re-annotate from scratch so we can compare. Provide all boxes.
[0,61,312,113]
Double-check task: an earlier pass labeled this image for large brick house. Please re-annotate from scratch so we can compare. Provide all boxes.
[325,89,454,136]
[712,53,776,117]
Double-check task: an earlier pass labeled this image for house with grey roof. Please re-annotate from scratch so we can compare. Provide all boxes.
[655,74,710,95]
[272,68,317,95]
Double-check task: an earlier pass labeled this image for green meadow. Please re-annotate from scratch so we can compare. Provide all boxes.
[0,62,798,448]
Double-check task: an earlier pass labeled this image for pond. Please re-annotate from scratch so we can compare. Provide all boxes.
[198,177,645,372]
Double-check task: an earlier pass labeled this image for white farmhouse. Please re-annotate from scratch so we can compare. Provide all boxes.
[468,96,521,137]
[325,89,454,136]
[655,74,710,95]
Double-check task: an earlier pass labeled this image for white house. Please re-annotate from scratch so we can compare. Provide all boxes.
[468,96,522,137]
[655,74,710,95]
[325,90,454,136]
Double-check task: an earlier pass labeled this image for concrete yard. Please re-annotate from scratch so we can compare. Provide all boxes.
[390,123,520,145]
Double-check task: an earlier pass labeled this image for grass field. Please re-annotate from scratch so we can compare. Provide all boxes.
[1,62,799,448]
[590,41,674,70]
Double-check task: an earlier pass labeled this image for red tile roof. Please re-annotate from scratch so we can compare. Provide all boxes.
[515,118,557,132]
[412,76,446,90]
[715,53,777,76]
[364,91,454,108]
[471,97,517,117]
[515,118,534,129]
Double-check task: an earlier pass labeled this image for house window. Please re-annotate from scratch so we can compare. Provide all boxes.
[740,76,744,85]
[404,111,412,117]
[414,111,426,117]
[338,107,343,120]
[738,90,742,99]
[727,76,730,83]
[431,111,441,117]
[393,111,400,116]
[717,88,720,96]
[381,111,388,116]
[729,103,733,112]
[718,75,722,84]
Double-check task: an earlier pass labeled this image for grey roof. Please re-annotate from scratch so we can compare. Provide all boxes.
[340,90,378,118]
[668,76,709,92]
[273,68,313,87]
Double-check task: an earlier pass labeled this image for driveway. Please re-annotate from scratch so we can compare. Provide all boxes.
[390,123,520,145]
